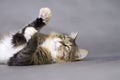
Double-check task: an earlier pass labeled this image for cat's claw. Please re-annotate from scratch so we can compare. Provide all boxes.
[39,7,52,24]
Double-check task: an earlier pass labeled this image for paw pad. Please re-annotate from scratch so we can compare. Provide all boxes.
[39,7,52,24]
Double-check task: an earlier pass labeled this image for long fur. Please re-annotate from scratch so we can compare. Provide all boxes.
[0,7,88,66]
[0,35,26,64]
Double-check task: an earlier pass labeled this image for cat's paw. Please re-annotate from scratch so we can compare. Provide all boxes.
[39,7,52,24]
[24,27,37,41]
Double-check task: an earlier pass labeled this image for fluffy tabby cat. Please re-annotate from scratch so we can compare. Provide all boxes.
[0,8,88,66]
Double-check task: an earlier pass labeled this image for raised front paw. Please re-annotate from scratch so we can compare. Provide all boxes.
[39,7,52,24]
[24,27,37,41]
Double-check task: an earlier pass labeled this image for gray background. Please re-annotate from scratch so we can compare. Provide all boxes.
[0,0,120,80]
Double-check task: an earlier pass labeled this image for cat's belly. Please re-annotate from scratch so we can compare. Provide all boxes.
[0,35,25,64]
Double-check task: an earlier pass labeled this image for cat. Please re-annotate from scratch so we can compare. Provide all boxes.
[0,7,88,66]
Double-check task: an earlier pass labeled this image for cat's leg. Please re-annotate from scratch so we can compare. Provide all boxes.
[12,7,52,46]
[31,46,52,65]
[22,7,52,32]
[8,33,39,66]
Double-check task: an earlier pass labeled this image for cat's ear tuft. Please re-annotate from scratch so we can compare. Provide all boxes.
[77,49,88,60]
[69,32,79,40]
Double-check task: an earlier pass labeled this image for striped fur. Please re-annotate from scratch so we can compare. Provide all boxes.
[0,7,88,66]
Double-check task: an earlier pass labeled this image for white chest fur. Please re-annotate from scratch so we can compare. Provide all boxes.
[41,38,62,60]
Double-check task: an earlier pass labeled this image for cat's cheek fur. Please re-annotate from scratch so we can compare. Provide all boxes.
[0,35,26,64]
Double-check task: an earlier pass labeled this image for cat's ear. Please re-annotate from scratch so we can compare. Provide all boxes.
[69,32,79,40]
[76,49,88,60]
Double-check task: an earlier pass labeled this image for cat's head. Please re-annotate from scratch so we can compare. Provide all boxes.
[53,32,88,62]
